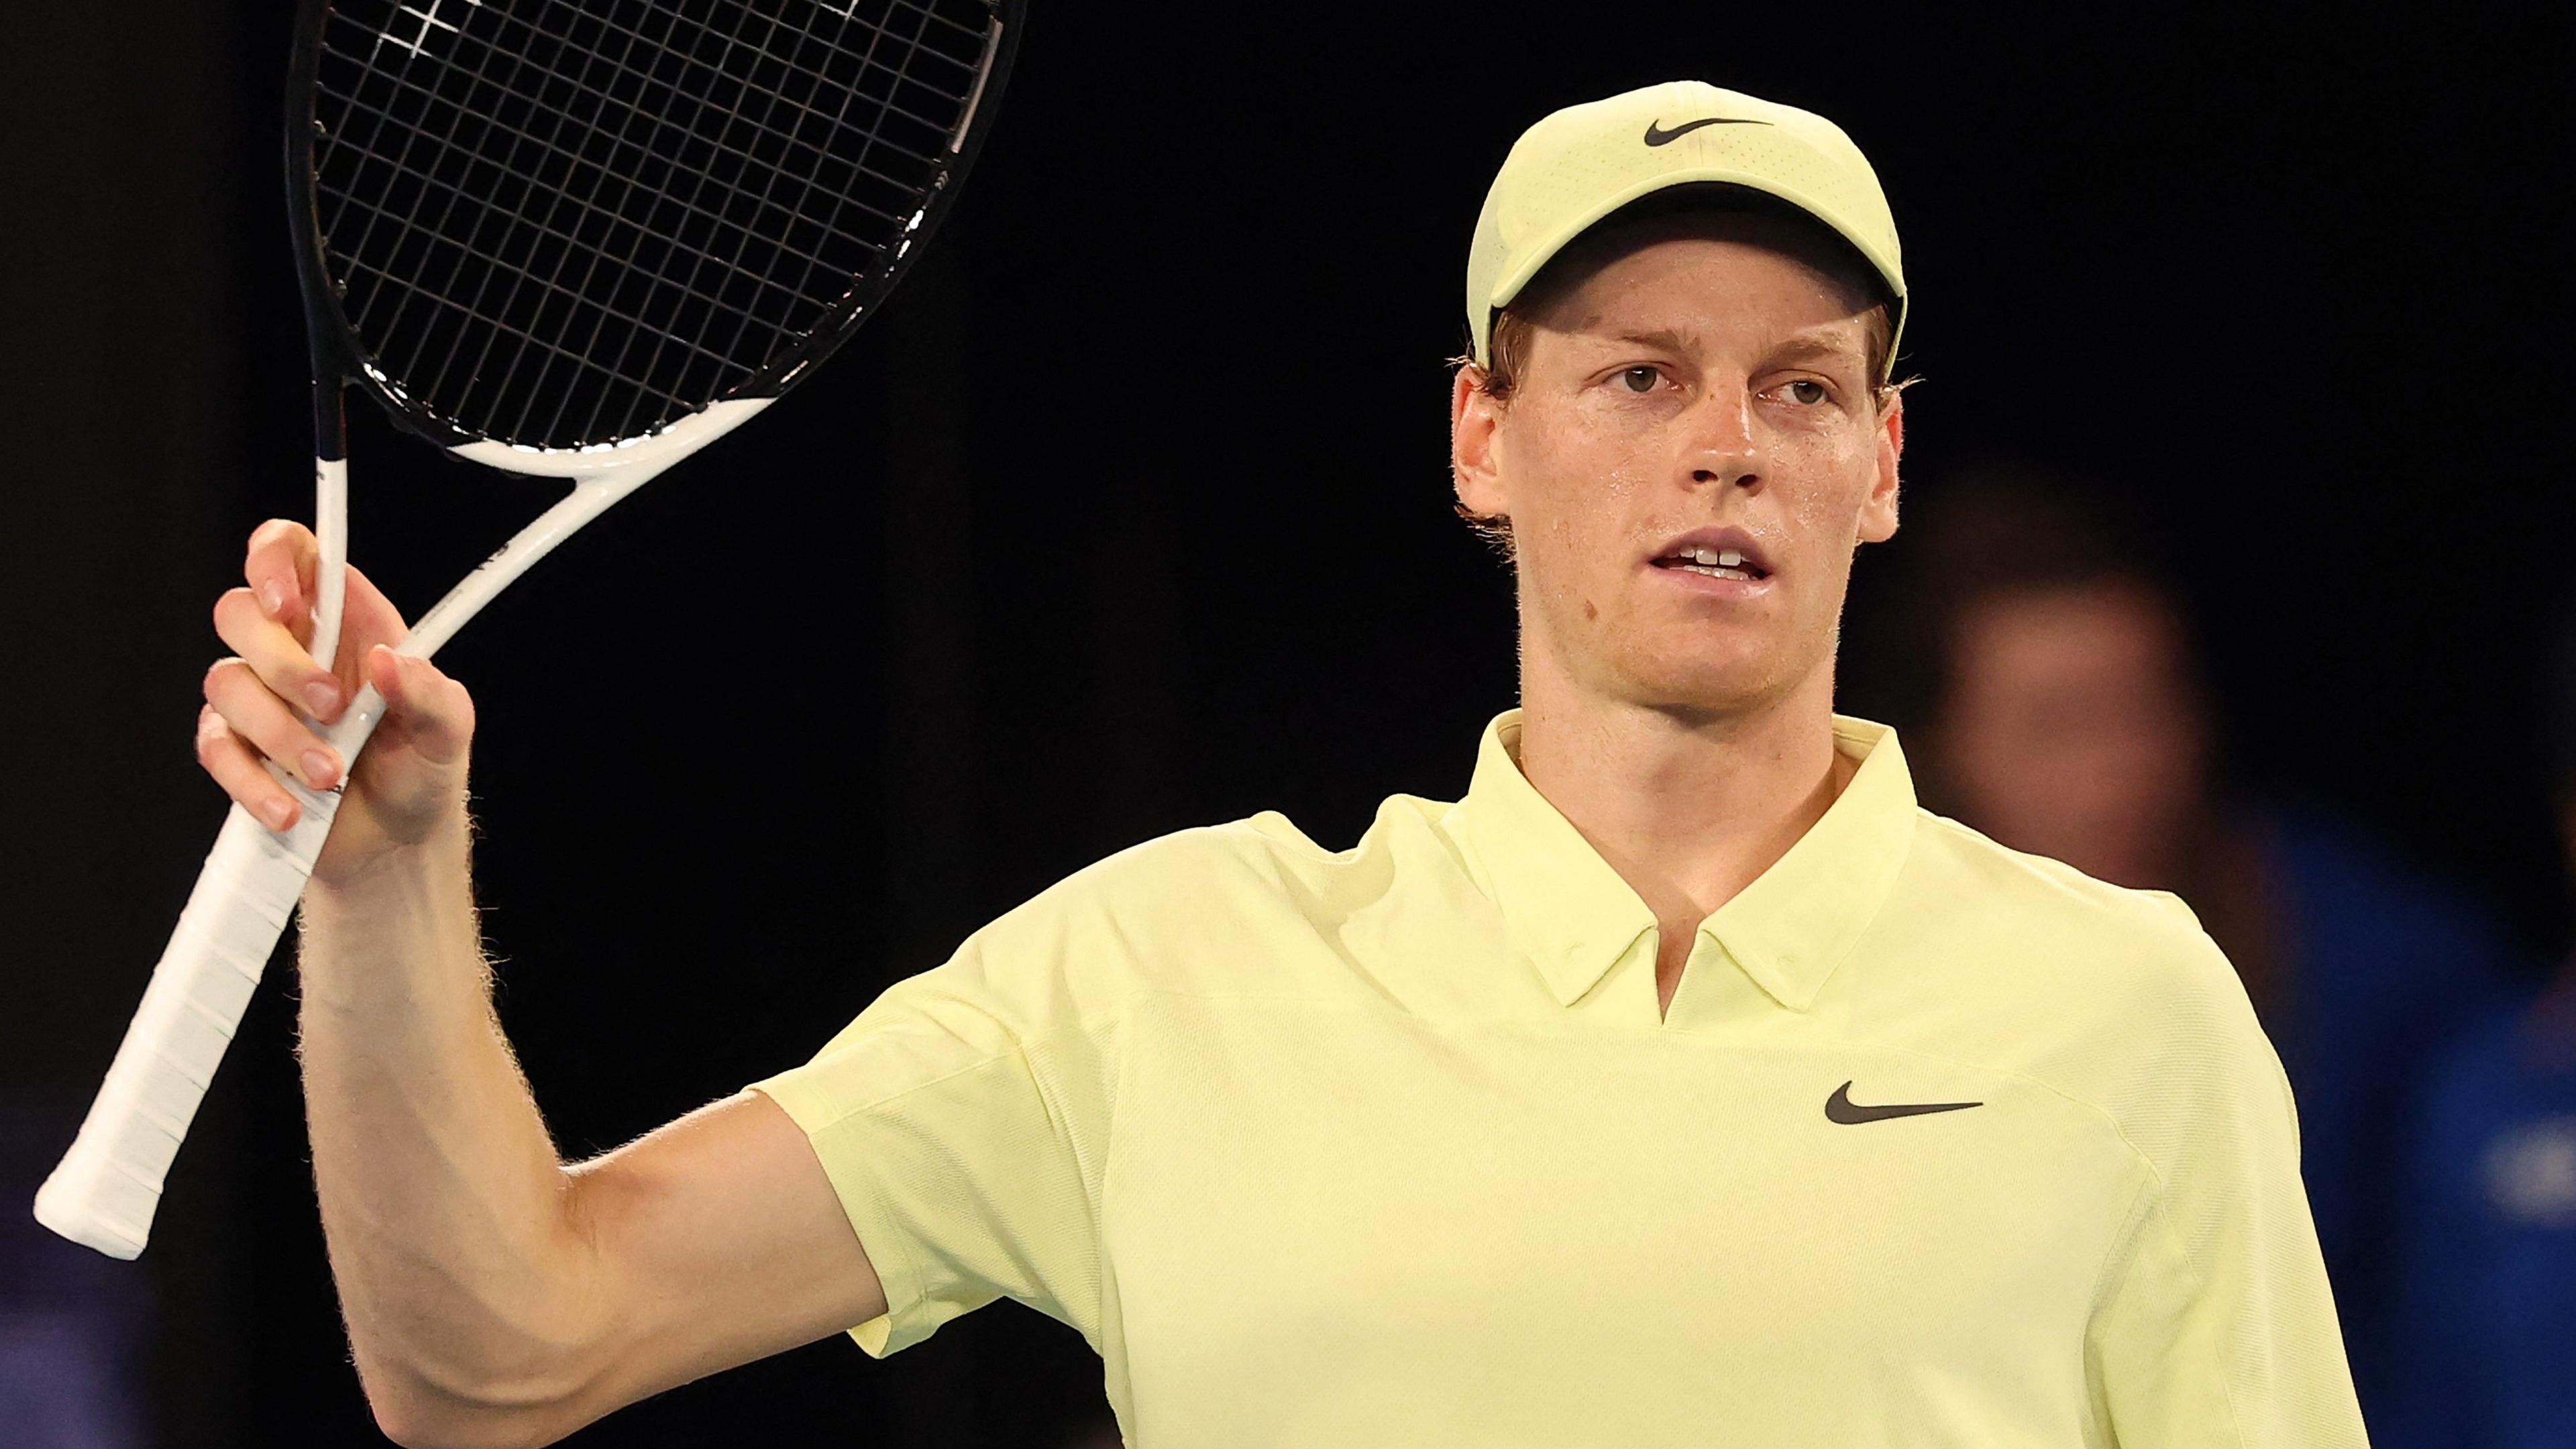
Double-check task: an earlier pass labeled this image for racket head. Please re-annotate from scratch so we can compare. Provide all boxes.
[284,0,1022,474]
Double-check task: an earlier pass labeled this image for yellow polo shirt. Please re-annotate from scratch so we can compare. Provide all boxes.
[748,709,2368,1447]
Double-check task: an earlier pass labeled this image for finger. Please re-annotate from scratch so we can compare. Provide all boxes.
[244,519,319,637]
[203,658,341,791]
[212,587,345,724]
[366,645,474,767]
[195,706,303,832]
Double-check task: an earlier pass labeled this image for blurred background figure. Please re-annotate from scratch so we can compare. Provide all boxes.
[1855,464,2525,1428]
[2374,592,2576,1449]
[0,1116,154,1448]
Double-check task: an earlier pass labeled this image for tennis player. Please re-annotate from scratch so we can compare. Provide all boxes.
[194,81,2369,1446]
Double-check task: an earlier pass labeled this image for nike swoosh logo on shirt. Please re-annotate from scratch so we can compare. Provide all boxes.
[1824,1081,1984,1124]
[1642,116,1772,146]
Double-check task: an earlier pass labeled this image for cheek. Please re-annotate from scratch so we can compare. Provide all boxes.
[1773,425,1882,557]
[1510,408,1658,564]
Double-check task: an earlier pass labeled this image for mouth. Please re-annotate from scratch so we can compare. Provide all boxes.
[1649,549,1770,583]
[1644,527,1776,599]
[1645,526,1775,582]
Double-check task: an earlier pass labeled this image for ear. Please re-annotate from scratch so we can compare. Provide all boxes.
[1856,388,1903,544]
[1452,364,1510,523]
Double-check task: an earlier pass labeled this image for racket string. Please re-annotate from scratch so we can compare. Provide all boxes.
[333,6,957,223]
[317,1,527,358]
[333,259,697,410]
[881,0,992,46]
[576,0,978,150]
[422,1,699,431]
[670,7,897,439]
[327,187,773,379]
[485,0,788,442]
[599,0,945,441]
[309,0,995,450]
[773,0,948,352]
[314,93,864,307]
[549,0,822,444]
[319,9,904,398]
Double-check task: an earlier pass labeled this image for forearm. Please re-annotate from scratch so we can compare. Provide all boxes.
[294,810,594,1424]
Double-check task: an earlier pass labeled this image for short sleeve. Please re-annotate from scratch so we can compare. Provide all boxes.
[2082,926,2372,1448]
[746,920,1125,1358]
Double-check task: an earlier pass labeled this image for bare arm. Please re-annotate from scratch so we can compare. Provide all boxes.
[300,857,885,1446]
[205,522,884,1449]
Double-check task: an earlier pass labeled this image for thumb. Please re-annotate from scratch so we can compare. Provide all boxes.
[364,645,476,767]
[329,564,411,692]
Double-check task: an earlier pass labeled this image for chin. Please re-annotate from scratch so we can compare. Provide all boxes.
[1621,653,1788,718]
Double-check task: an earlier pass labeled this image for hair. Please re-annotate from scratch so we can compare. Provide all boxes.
[1450,184,1908,564]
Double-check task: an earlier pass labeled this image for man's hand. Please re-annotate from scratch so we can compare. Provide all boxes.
[198,518,476,885]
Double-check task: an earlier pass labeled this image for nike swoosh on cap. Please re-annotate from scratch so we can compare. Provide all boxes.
[1824,1081,1984,1124]
[1642,116,1773,146]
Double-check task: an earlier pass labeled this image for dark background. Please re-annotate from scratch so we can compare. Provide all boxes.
[3,3,2569,1444]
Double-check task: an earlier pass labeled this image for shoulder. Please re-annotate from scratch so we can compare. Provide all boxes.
[919,793,1457,1027]
[1900,806,2239,1008]
[991,791,1449,932]
[1888,810,2277,1148]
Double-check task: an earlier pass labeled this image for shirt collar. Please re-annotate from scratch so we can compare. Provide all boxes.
[1446,707,1918,1012]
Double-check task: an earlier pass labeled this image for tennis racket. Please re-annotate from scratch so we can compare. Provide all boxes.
[36,0,1022,1259]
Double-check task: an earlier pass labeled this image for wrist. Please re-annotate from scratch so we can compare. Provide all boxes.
[299,809,477,949]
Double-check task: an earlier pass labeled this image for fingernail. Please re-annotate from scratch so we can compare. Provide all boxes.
[304,680,340,717]
[259,796,294,830]
[300,748,339,789]
[258,580,287,619]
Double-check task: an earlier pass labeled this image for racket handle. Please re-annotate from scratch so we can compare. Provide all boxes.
[36,688,386,1258]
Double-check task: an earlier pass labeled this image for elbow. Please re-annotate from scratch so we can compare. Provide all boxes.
[370,1395,556,1449]
[360,1357,599,1449]
[370,1394,578,1449]
[370,1402,514,1449]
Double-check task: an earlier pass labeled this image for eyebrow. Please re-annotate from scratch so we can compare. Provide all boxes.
[1583,325,1866,370]
[1601,326,1701,354]
[1764,334,1867,369]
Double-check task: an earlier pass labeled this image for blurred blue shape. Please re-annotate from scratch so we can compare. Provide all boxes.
[2259,804,2526,1344]
[2376,963,2576,1448]
[1,1116,152,1449]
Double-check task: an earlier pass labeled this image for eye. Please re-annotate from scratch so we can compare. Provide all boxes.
[1615,366,1663,394]
[1781,379,1829,405]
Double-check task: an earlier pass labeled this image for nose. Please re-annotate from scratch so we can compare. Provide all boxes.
[1680,378,1761,492]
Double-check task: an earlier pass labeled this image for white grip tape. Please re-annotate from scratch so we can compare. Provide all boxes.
[35,690,386,1258]
[35,439,684,1260]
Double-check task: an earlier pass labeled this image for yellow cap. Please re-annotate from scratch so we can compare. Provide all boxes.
[1466,80,1906,374]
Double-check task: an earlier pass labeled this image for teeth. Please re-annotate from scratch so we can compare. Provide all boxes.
[1673,563,1757,581]
[1682,546,1750,569]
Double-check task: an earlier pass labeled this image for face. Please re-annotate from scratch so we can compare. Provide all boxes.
[1451,219,1901,721]
[1931,581,2211,888]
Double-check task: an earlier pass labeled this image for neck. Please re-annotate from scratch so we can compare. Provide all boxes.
[1512,662,1855,949]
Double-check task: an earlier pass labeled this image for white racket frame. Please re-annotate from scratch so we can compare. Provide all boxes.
[34,397,767,1258]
